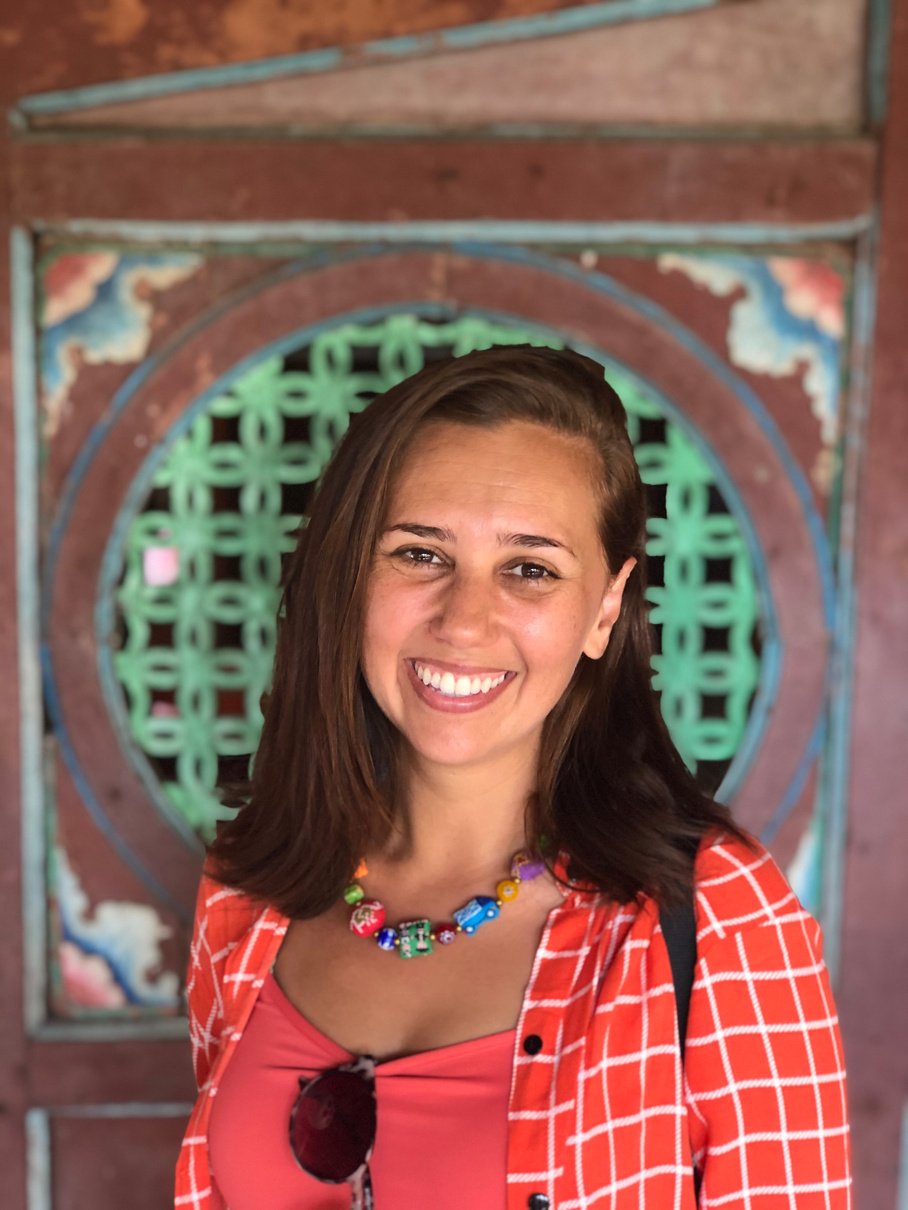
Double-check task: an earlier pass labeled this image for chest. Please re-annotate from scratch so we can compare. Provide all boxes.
[272,888,565,1060]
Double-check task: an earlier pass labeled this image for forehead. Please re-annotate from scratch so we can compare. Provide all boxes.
[387,420,603,521]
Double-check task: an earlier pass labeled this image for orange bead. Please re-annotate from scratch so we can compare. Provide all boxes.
[496,878,520,903]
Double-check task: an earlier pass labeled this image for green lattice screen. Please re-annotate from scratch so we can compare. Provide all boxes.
[112,314,760,837]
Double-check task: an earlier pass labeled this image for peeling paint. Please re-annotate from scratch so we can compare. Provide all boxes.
[40,250,202,438]
[658,251,846,448]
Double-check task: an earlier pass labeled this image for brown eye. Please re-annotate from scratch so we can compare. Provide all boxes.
[507,562,557,582]
[394,546,443,566]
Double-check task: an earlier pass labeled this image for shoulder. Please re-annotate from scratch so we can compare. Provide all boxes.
[692,829,818,959]
[191,864,276,949]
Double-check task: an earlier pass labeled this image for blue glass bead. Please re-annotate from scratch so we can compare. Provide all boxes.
[376,927,398,951]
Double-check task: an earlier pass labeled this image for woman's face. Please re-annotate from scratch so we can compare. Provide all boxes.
[362,420,635,778]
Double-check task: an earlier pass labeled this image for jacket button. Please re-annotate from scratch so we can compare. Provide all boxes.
[527,1195,550,1209]
[522,1033,543,1055]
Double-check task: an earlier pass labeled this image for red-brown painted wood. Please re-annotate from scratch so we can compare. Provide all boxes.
[51,1115,187,1210]
[0,1,652,100]
[10,136,876,227]
[838,1,908,1205]
[28,1038,193,1107]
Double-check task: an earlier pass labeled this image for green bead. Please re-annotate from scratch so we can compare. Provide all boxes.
[398,919,433,959]
[343,883,365,905]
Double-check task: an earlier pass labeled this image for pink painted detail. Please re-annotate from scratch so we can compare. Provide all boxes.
[435,923,458,945]
[143,545,180,586]
[768,257,846,339]
[151,701,180,717]
[59,940,127,1009]
[350,899,386,938]
[43,252,119,327]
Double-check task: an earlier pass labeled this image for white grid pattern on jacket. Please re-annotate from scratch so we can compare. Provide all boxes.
[176,833,851,1209]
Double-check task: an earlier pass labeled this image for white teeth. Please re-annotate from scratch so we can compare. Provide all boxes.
[413,663,508,698]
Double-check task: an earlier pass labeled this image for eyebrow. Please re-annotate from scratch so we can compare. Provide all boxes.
[383,523,577,558]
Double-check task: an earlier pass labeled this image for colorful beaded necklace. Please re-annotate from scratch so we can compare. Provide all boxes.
[343,850,547,959]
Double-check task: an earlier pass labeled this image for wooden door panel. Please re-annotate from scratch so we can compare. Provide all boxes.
[21,230,855,1205]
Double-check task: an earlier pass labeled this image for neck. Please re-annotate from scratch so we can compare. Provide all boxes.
[375,750,540,885]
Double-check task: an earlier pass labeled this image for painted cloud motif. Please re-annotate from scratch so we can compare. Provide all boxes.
[40,250,202,437]
[54,846,180,1013]
[658,252,846,450]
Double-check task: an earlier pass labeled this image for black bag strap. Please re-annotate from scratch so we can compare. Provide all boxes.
[661,895,697,1061]
[661,880,702,1203]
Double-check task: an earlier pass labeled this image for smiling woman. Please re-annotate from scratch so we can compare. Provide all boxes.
[177,347,850,1210]
[362,421,635,775]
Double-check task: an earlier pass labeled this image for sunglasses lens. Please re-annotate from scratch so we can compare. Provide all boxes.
[290,1068,377,1182]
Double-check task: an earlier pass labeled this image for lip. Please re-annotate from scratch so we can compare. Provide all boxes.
[405,659,516,713]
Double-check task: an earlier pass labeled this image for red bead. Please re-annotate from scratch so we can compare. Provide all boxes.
[434,922,458,945]
[349,899,386,938]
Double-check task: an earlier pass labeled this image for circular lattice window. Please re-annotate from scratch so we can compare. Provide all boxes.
[110,313,761,838]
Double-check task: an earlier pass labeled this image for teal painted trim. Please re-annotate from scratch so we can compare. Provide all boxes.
[761,711,825,845]
[25,1109,51,1210]
[11,228,50,1036]
[867,0,893,126]
[817,227,878,987]
[16,0,718,118]
[50,217,873,247]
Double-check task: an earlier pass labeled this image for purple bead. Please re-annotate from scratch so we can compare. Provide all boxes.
[376,927,398,951]
[511,851,546,881]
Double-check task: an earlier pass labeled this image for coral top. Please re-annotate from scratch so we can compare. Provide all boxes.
[208,972,515,1208]
[181,836,851,1209]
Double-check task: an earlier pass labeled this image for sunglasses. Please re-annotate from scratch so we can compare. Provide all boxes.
[289,1054,377,1209]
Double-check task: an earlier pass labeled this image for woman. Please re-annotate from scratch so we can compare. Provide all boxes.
[176,346,851,1208]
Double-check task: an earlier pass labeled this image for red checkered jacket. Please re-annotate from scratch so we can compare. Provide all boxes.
[176,832,851,1208]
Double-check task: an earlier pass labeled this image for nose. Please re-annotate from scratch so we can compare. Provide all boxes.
[429,570,497,647]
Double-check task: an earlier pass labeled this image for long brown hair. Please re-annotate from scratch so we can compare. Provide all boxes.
[209,345,748,915]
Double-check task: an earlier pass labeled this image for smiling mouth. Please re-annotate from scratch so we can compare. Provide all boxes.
[410,660,512,699]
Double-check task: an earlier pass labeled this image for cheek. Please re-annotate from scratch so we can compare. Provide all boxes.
[519,600,596,669]
[361,579,421,681]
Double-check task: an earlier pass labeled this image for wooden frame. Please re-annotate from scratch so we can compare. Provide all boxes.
[1,2,905,1205]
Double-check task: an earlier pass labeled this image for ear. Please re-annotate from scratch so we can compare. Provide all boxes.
[582,557,637,660]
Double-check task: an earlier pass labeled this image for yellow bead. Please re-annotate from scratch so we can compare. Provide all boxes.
[496,878,519,903]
